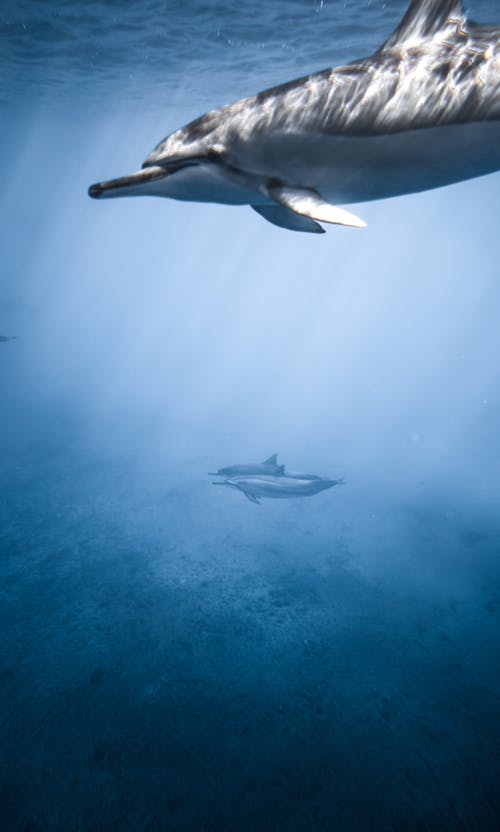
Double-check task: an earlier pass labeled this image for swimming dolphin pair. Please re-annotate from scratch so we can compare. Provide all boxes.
[210,454,344,504]
[89,0,500,234]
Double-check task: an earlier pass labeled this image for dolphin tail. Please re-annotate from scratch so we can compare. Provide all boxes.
[88,165,167,199]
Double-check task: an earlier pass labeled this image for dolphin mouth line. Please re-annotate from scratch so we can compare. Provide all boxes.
[88,157,209,199]
[88,165,168,198]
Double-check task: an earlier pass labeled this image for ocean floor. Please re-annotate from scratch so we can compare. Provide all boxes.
[1,447,499,831]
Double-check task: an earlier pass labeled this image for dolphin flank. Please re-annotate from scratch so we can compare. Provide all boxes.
[88,0,500,234]
[213,475,344,505]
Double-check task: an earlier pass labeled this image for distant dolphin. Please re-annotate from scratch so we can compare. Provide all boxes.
[209,453,284,478]
[89,0,500,234]
[0,336,17,342]
[213,474,344,505]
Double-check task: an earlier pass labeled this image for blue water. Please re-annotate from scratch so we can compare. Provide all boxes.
[1,1,500,829]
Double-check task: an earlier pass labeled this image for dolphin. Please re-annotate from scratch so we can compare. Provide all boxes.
[0,336,17,342]
[209,453,284,478]
[88,0,500,234]
[213,474,344,505]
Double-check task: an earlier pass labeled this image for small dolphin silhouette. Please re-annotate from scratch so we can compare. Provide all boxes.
[213,474,344,505]
[89,0,500,233]
[0,336,17,343]
[209,454,284,478]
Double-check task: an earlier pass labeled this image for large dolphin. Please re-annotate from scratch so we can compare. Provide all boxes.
[89,0,500,234]
[213,474,344,505]
[209,453,284,477]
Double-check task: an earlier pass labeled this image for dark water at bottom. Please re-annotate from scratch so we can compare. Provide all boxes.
[1,442,499,832]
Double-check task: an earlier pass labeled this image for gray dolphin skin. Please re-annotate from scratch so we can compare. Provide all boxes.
[284,470,323,481]
[88,0,500,234]
[208,454,284,478]
[213,475,344,505]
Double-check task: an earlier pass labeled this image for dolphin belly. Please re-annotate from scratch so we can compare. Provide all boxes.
[223,120,500,205]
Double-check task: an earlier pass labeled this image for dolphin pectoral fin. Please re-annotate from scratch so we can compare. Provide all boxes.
[251,204,325,234]
[212,481,260,504]
[267,186,367,229]
[242,491,261,505]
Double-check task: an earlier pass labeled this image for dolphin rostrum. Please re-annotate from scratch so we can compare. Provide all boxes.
[209,453,284,478]
[213,474,344,505]
[89,0,500,234]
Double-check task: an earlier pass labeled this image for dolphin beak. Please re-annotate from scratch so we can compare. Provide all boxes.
[88,165,167,199]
